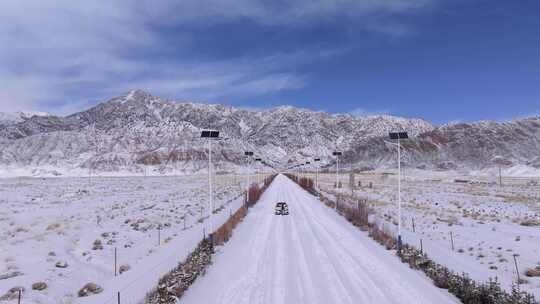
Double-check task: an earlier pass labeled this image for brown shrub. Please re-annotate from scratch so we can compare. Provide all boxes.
[213,206,247,246]
[525,267,540,277]
[520,219,540,227]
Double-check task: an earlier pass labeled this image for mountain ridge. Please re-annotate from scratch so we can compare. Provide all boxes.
[0,90,538,176]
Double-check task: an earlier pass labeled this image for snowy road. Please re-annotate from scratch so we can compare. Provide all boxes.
[181,174,457,304]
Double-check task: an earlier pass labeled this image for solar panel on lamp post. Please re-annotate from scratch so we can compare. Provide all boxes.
[388,131,409,255]
[201,130,220,240]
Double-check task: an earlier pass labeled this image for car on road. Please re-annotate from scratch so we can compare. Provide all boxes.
[275,202,289,215]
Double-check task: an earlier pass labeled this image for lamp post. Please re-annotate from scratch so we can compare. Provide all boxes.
[201,130,220,238]
[314,158,321,189]
[244,151,253,201]
[388,131,409,255]
[255,158,262,185]
[332,152,342,192]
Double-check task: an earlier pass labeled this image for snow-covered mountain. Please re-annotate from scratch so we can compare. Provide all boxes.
[0,111,51,127]
[0,90,538,176]
[344,117,540,172]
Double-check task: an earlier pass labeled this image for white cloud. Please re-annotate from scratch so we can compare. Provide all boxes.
[0,0,435,114]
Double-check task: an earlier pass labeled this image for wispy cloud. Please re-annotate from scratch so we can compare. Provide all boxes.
[0,0,436,114]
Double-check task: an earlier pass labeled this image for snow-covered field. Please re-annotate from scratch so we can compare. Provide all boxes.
[0,174,257,303]
[2,169,538,303]
[315,171,540,298]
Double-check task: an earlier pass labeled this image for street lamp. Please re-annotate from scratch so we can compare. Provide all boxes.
[332,151,342,192]
[388,131,409,254]
[314,158,321,190]
[255,158,262,184]
[201,130,220,238]
[244,151,253,201]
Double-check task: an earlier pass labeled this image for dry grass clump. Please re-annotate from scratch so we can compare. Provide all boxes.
[525,267,540,277]
[319,195,336,208]
[46,222,61,231]
[298,177,314,191]
[246,185,262,206]
[520,219,540,227]
[336,196,370,228]
[369,224,396,250]
[213,206,247,246]
[32,282,47,290]
[78,282,103,297]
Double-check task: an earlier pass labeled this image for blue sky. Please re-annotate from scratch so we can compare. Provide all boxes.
[0,0,539,124]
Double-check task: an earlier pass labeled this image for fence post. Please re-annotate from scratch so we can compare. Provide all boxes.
[117,291,120,304]
[158,225,161,246]
[18,288,21,304]
[449,231,454,251]
[114,247,117,276]
[513,254,521,285]
[420,239,423,255]
[412,218,415,233]
[200,206,203,221]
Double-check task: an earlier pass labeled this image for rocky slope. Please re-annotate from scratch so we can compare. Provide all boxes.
[344,118,540,171]
[0,111,50,128]
[0,90,538,176]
